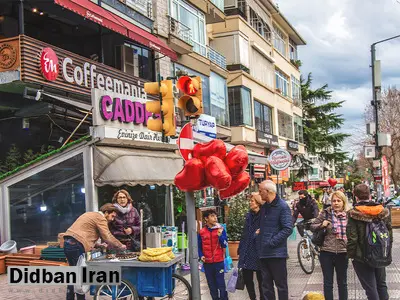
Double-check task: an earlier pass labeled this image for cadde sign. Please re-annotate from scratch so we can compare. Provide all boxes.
[269,149,292,171]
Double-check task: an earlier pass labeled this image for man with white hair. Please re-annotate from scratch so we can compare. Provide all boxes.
[255,180,292,300]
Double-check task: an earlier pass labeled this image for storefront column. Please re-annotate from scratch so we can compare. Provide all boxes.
[83,146,98,211]
[0,185,11,242]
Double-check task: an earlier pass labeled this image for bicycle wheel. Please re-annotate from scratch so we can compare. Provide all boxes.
[94,279,139,300]
[297,239,315,274]
[158,273,192,300]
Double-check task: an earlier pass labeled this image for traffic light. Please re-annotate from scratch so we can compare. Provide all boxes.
[177,76,203,117]
[144,80,176,137]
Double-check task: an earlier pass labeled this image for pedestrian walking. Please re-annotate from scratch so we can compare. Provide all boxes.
[311,191,349,300]
[198,209,229,300]
[238,192,264,300]
[255,180,292,300]
[110,189,141,251]
[63,203,126,300]
[347,184,392,300]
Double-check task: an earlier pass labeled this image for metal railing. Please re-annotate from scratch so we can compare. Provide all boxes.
[125,0,152,18]
[168,16,193,46]
[207,46,226,69]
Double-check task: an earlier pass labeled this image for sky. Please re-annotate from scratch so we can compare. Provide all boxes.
[277,0,400,154]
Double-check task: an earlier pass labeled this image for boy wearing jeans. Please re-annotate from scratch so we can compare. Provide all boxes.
[198,210,229,300]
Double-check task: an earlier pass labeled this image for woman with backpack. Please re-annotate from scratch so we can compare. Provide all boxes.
[311,191,349,300]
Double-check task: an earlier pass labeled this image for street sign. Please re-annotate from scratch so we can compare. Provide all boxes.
[382,156,390,197]
[177,123,194,161]
[268,149,292,171]
[364,146,375,158]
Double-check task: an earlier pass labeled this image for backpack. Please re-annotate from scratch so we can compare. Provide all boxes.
[364,219,392,268]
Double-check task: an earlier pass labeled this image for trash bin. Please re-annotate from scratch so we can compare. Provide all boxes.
[0,240,17,254]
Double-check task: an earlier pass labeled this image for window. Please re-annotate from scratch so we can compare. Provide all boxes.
[294,114,304,143]
[210,72,229,126]
[254,101,273,134]
[275,69,289,97]
[116,43,154,81]
[289,38,298,61]
[251,49,274,88]
[278,110,293,139]
[228,86,252,126]
[291,75,301,105]
[249,7,271,42]
[273,24,286,56]
[239,35,250,67]
[170,0,207,56]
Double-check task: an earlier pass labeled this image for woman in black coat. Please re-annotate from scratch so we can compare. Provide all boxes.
[238,192,264,300]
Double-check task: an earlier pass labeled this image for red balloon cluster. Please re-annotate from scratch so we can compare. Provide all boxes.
[174,140,250,199]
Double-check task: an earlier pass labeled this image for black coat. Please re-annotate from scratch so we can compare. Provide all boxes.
[238,210,261,270]
[292,195,320,224]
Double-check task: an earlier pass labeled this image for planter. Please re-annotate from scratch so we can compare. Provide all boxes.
[0,256,5,274]
[228,241,240,260]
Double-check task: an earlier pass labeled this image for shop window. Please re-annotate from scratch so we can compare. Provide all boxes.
[294,114,304,143]
[210,72,229,126]
[254,100,273,134]
[8,154,85,245]
[228,86,252,127]
[278,110,293,139]
[116,43,154,81]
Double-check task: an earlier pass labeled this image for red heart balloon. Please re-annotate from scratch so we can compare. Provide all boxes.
[174,158,208,191]
[193,139,226,163]
[219,172,251,199]
[204,156,232,190]
[328,178,338,187]
[224,145,248,178]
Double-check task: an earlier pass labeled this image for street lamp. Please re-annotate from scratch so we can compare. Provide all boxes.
[371,34,400,198]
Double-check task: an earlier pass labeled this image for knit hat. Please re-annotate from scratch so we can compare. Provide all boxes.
[302,292,325,300]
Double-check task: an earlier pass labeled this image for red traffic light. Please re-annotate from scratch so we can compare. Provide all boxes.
[177,76,199,96]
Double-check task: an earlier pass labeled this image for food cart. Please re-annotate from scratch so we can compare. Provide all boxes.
[88,253,190,299]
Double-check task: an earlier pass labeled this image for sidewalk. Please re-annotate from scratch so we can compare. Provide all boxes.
[1,229,400,299]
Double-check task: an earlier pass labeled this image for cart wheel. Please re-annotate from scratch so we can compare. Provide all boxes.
[94,279,139,300]
[159,274,192,299]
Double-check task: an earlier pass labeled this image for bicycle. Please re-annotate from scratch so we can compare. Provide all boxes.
[296,220,320,274]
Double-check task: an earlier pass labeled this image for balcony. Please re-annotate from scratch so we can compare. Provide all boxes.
[167,17,193,54]
[207,46,226,70]
[186,0,225,23]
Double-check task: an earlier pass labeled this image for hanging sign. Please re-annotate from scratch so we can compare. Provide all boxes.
[382,156,390,197]
[268,149,292,171]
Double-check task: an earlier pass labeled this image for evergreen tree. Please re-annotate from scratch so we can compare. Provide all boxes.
[5,144,22,172]
[294,74,349,177]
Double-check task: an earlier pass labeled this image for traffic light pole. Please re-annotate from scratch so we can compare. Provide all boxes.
[185,191,201,300]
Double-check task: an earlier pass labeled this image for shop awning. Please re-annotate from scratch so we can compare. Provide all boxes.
[54,0,178,60]
[93,146,183,186]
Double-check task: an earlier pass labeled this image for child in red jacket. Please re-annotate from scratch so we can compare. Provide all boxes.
[198,209,228,300]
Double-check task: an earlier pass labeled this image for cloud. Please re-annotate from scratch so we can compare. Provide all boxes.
[276,0,400,153]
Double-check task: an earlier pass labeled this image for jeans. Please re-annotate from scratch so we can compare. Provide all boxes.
[319,251,348,300]
[352,260,389,300]
[260,258,288,300]
[64,237,86,300]
[243,269,264,300]
[203,261,228,300]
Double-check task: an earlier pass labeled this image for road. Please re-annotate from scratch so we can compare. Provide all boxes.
[1,229,400,299]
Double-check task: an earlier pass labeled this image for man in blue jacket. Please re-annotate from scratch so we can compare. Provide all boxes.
[256,180,292,300]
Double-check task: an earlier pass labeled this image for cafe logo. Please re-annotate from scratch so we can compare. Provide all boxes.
[40,47,59,81]
[269,148,292,171]
[0,43,17,69]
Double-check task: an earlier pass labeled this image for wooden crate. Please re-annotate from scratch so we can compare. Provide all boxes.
[29,260,68,267]
[391,207,400,227]
[0,256,6,274]
[5,253,41,268]
[34,245,48,255]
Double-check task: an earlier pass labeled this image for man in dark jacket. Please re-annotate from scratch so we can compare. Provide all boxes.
[347,184,392,300]
[292,190,320,231]
[256,180,292,300]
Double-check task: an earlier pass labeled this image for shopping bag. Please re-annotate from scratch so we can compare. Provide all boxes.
[288,227,297,241]
[227,268,238,293]
[235,268,245,290]
[74,255,90,295]
[222,224,233,272]
[146,226,162,248]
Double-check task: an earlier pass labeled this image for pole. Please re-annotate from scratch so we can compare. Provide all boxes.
[185,191,201,300]
[19,0,24,35]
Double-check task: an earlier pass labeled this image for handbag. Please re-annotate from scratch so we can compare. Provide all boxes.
[235,268,245,290]
[227,268,238,293]
[145,226,162,248]
[311,211,328,247]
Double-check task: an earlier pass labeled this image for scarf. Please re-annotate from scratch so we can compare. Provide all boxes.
[331,211,347,241]
[114,203,132,214]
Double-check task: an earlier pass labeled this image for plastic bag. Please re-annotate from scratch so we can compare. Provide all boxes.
[227,268,238,293]
[74,255,90,295]
[288,227,297,241]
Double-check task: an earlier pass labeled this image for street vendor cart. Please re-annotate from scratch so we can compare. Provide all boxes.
[88,253,191,299]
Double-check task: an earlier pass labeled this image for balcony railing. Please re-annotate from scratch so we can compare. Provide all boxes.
[210,0,224,11]
[168,16,193,46]
[106,0,153,19]
[207,46,226,69]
